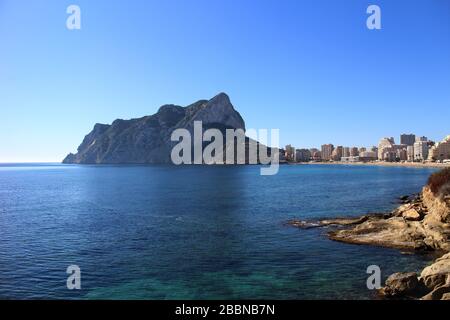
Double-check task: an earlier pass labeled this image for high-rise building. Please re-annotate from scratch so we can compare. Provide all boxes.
[359,147,367,153]
[397,148,407,161]
[382,150,397,162]
[416,136,428,142]
[414,140,429,161]
[285,145,295,161]
[359,151,377,161]
[321,144,334,161]
[343,147,350,157]
[350,147,359,157]
[407,145,414,162]
[378,137,395,160]
[428,135,450,161]
[370,146,378,158]
[400,134,416,146]
[311,150,322,161]
[331,146,343,161]
[295,149,311,162]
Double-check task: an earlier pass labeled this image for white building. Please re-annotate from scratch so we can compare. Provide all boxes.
[359,151,377,161]
[341,156,359,162]
[378,137,395,160]
[414,140,429,161]
[416,136,428,142]
[428,135,450,161]
[407,145,414,162]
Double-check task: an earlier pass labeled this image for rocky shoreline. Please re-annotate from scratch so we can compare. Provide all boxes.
[289,168,450,300]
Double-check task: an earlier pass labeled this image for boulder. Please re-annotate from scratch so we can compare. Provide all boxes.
[383,272,420,297]
[420,252,450,290]
[421,284,450,300]
[393,204,412,216]
[402,208,421,221]
[441,293,450,300]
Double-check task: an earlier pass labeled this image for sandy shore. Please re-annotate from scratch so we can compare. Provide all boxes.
[293,161,450,169]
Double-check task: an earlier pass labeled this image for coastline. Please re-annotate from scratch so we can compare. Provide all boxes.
[293,161,450,169]
[289,168,450,300]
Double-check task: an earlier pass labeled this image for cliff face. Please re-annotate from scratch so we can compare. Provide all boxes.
[63,93,246,164]
[422,185,450,224]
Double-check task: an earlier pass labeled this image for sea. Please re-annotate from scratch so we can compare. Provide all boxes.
[0,163,439,299]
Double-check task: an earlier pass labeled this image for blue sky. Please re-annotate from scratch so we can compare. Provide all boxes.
[1,0,449,162]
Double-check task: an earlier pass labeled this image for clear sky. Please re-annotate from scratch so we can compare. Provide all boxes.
[1,0,449,162]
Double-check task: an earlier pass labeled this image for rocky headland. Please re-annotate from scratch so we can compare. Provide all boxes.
[289,168,450,300]
[63,93,262,164]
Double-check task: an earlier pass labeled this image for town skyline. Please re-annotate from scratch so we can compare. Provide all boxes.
[284,133,450,163]
[288,133,442,151]
[1,0,450,162]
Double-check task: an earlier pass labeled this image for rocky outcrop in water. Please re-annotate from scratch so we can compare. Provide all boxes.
[327,183,450,252]
[63,93,247,164]
[288,168,450,300]
[380,253,450,300]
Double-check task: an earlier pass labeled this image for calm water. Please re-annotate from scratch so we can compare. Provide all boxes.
[0,163,439,299]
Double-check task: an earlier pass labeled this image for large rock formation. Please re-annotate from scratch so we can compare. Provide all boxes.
[382,272,422,298]
[380,253,450,300]
[325,169,450,252]
[288,168,450,300]
[63,93,247,164]
[288,185,450,251]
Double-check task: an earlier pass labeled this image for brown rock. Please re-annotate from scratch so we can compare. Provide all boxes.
[403,208,421,221]
[400,195,410,201]
[420,252,450,290]
[441,293,450,300]
[421,273,447,290]
[422,186,450,223]
[326,183,450,252]
[421,284,450,300]
[393,204,412,217]
[383,272,420,297]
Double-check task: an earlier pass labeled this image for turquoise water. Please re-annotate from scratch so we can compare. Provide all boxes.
[0,163,439,299]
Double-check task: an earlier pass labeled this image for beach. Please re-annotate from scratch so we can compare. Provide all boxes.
[296,161,450,169]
